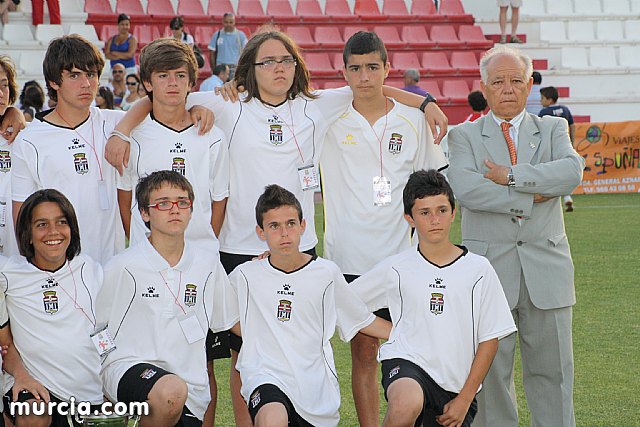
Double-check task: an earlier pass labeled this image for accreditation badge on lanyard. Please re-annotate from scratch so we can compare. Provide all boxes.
[297,164,320,191]
[373,176,391,206]
[91,324,117,358]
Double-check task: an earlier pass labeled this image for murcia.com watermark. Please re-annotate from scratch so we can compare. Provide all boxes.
[9,397,149,417]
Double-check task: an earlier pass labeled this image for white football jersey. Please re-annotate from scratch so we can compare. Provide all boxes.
[186,88,353,255]
[0,254,104,403]
[11,108,126,264]
[98,239,239,420]
[229,256,374,426]
[351,247,517,394]
[119,114,229,250]
[0,137,18,256]
[321,101,448,275]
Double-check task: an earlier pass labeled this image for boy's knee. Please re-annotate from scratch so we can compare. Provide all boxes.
[16,413,52,427]
[386,379,423,421]
[254,402,288,427]
[147,374,188,417]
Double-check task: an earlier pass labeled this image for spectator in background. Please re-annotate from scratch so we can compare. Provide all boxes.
[464,90,487,122]
[170,15,194,48]
[539,85,576,212]
[401,68,428,96]
[120,73,142,111]
[208,13,247,81]
[96,86,115,110]
[498,0,522,43]
[105,13,138,77]
[31,0,60,25]
[108,63,127,108]
[526,71,542,114]
[0,0,17,25]
[19,81,45,122]
[200,64,229,91]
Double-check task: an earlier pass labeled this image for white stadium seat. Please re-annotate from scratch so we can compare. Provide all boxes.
[59,0,83,13]
[580,0,602,15]
[68,24,100,42]
[539,21,567,43]
[18,51,47,75]
[1,24,39,48]
[630,0,640,13]
[596,21,625,41]
[619,46,640,68]
[522,0,545,15]
[589,47,619,68]
[561,47,589,68]
[624,20,640,41]
[567,21,596,42]
[602,0,631,14]
[545,0,573,15]
[35,24,65,44]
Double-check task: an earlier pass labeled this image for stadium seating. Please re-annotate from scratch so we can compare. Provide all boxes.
[116,0,145,17]
[589,47,618,69]
[132,25,161,47]
[381,0,410,17]
[561,48,589,69]
[521,0,545,15]
[439,0,465,15]
[177,0,205,17]
[372,26,404,49]
[450,51,479,74]
[457,25,492,48]
[581,0,602,15]
[324,0,354,21]
[2,24,38,48]
[401,26,436,49]
[539,21,567,42]
[391,52,421,72]
[602,0,631,14]
[546,0,572,15]
[296,0,324,20]
[619,46,640,68]
[266,1,297,22]
[567,21,596,42]
[35,24,64,45]
[147,0,175,18]
[303,52,338,76]
[208,0,235,17]
[624,20,640,40]
[411,0,436,18]
[442,80,469,102]
[343,26,368,42]
[237,0,266,22]
[314,27,343,49]
[423,80,443,99]
[68,24,101,43]
[18,51,47,75]
[420,52,451,75]
[596,21,625,42]
[430,25,461,48]
[355,0,383,21]
[194,26,216,49]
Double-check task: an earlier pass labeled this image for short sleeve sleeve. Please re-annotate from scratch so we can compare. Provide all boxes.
[208,127,230,201]
[208,260,240,332]
[312,87,353,125]
[11,137,40,202]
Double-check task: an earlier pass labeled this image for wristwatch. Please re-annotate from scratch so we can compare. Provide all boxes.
[419,93,437,112]
[507,169,516,187]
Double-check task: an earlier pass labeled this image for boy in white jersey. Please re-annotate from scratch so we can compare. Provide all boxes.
[320,32,449,425]
[116,38,231,426]
[10,35,126,265]
[227,184,391,426]
[118,38,229,250]
[0,189,104,427]
[97,171,238,427]
[0,55,19,256]
[351,170,516,427]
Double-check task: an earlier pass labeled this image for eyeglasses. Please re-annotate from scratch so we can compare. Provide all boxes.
[126,82,138,86]
[112,70,124,74]
[148,199,193,211]
[254,58,297,70]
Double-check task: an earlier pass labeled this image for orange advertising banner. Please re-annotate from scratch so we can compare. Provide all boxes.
[573,121,640,194]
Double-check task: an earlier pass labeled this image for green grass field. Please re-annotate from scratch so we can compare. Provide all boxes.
[212,193,640,426]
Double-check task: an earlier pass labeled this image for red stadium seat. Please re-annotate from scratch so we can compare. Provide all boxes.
[133,25,161,46]
[116,0,144,16]
[322,80,346,89]
[147,0,174,17]
[373,26,405,49]
[195,26,216,48]
[177,0,205,16]
[85,0,114,14]
[355,0,383,21]
[343,25,368,42]
[314,27,344,49]
[420,52,451,75]
[391,52,421,71]
[381,0,409,17]
[267,1,298,22]
[423,80,443,99]
[325,0,354,21]
[442,80,469,102]
[471,79,482,92]
[450,51,479,73]
[208,0,235,18]
[401,26,436,49]
[287,26,315,48]
[304,52,339,76]
[439,0,465,15]
[296,0,324,20]
[237,0,266,21]
[430,25,461,48]
[458,25,492,48]
[411,0,436,17]
[331,52,344,69]
[100,24,118,42]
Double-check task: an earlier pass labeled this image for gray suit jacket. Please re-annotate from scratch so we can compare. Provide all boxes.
[448,113,585,310]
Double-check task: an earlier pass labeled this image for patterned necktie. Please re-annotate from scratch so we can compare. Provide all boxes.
[500,122,517,165]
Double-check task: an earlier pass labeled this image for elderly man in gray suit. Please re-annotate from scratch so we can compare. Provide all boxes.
[447,45,584,427]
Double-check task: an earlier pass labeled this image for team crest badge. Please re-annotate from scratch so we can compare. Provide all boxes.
[277,299,292,322]
[172,157,186,175]
[0,150,11,172]
[269,124,283,145]
[43,290,59,314]
[429,292,444,315]
[140,368,157,380]
[73,153,89,174]
[251,391,261,408]
[388,133,403,154]
[389,365,400,379]
[184,284,197,307]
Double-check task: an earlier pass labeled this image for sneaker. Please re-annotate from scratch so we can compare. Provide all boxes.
[499,35,507,43]
[565,201,574,212]
[510,35,523,43]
